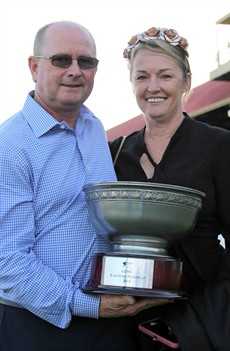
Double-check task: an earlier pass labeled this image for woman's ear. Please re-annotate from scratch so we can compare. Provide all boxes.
[184,73,191,93]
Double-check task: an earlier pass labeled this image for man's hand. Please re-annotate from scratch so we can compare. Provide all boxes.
[99,294,173,318]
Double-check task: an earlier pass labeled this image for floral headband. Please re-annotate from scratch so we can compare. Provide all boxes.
[123,27,189,60]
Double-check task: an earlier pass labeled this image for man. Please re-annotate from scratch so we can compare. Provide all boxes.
[0,21,168,351]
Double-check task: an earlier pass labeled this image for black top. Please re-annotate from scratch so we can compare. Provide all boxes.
[109,114,230,350]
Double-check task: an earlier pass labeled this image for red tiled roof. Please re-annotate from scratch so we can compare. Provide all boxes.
[107,80,230,141]
[107,114,145,141]
[185,80,230,115]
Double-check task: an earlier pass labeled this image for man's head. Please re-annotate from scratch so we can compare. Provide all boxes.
[29,21,98,124]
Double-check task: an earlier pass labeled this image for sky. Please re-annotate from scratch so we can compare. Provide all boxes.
[0,0,229,130]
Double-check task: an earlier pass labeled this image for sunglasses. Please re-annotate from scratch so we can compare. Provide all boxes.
[34,54,99,69]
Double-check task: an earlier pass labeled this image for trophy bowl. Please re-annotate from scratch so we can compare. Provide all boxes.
[83,181,206,298]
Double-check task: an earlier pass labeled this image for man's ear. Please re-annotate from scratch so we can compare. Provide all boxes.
[28,56,38,82]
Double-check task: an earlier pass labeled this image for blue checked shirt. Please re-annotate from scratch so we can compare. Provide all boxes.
[0,91,117,328]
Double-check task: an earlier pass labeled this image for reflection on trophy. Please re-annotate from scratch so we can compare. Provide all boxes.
[83,182,205,298]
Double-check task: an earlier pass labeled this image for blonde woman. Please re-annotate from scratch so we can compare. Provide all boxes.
[110,27,230,351]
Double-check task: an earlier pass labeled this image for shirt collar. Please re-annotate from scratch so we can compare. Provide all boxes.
[21,91,96,138]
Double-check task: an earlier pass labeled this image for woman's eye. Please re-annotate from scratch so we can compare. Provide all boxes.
[160,74,172,79]
[136,75,147,80]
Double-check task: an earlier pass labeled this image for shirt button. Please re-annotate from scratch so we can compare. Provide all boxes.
[60,123,65,129]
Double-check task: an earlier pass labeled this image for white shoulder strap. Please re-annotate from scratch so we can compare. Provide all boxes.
[113,136,126,166]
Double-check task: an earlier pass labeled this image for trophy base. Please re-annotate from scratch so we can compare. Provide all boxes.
[83,253,187,299]
[83,285,187,299]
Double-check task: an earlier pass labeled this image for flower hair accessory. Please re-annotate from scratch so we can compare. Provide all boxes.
[123,27,189,60]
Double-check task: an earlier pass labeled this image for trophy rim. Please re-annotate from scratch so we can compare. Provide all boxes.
[83,181,206,199]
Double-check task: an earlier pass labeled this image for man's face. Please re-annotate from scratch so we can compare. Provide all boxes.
[29,23,98,119]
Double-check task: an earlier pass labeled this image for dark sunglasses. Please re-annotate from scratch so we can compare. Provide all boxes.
[34,54,99,69]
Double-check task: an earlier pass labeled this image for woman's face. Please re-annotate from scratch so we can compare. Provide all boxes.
[130,49,189,122]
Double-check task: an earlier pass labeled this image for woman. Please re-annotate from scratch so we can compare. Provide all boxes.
[109,27,230,350]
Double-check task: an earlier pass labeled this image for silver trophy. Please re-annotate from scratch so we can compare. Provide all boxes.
[83,182,205,298]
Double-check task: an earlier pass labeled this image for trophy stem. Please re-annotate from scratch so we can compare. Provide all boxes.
[110,234,170,257]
